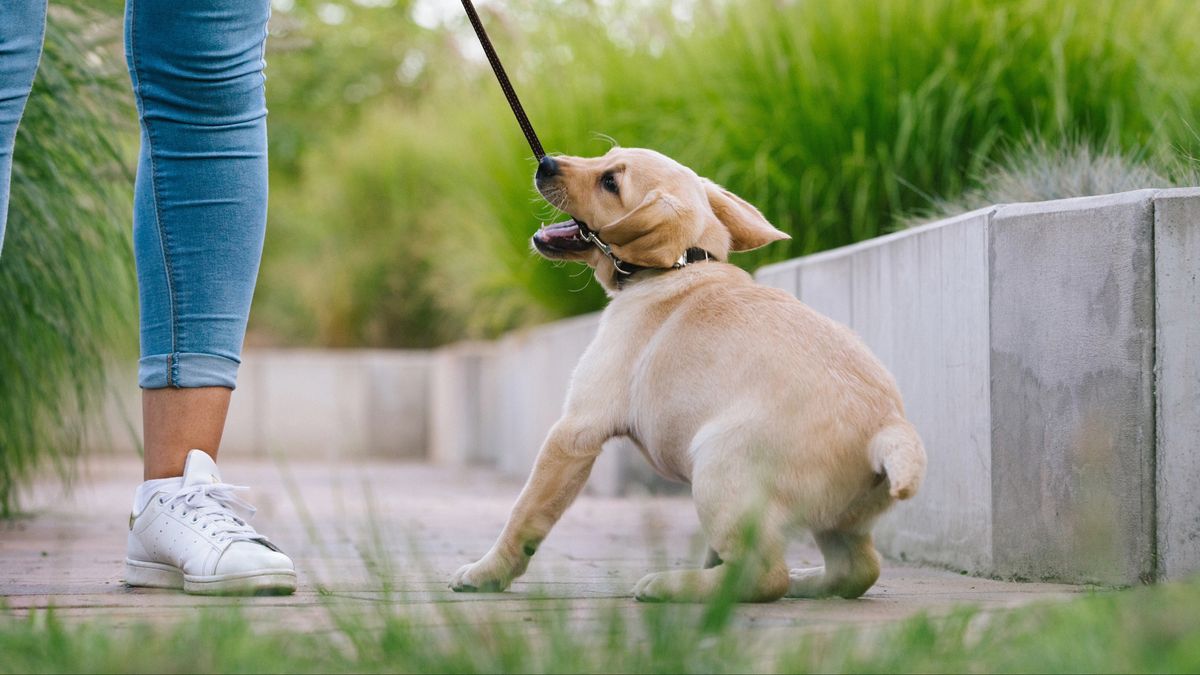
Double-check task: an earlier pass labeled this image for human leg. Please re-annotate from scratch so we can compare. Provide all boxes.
[142,387,231,480]
[125,0,269,475]
[122,0,291,594]
[0,0,47,249]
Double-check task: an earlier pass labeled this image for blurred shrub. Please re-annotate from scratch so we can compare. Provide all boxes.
[903,138,1199,227]
[259,0,1200,347]
[0,5,136,514]
[261,0,435,179]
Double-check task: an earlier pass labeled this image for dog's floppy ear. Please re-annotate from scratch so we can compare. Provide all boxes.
[704,179,789,252]
[598,190,688,268]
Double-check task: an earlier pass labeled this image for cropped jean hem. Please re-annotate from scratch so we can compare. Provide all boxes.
[138,352,240,390]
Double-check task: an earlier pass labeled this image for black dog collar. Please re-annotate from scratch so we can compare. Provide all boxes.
[612,247,715,288]
[574,220,715,288]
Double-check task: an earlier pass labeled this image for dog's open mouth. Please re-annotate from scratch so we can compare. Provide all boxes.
[532,218,595,254]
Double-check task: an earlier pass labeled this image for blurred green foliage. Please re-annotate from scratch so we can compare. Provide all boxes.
[258,0,1200,347]
[0,5,136,515]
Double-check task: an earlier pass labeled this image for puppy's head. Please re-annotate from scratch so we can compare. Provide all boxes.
[532,147,789,290]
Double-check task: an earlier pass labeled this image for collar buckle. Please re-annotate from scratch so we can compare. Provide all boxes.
[674,248,709,268]
[579,224,636,275]
[576,220,713,288]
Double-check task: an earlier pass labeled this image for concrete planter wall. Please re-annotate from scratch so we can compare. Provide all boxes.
[756,191,1167,583]
[88,188,1199,585]
[90,350,431,460]
[1154,190,1200,582]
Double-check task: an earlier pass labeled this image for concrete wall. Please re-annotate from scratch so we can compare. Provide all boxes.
[988,192,1157,584]
[90,349,431,460]
[1154,188,1200,581]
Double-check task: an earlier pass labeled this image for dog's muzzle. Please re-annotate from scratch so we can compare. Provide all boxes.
[532,219,595,254]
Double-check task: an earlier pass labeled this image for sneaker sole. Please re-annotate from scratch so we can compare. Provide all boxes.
[125,559,297,596]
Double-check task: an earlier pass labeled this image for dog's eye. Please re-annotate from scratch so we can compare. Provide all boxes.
[600,172,619,195]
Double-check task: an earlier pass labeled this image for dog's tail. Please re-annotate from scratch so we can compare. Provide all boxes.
[868,419,927,500]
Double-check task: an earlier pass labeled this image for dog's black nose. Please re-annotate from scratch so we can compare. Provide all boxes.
[536,155,560,180]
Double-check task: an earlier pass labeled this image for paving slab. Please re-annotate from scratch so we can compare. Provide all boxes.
[2,457,1084,636]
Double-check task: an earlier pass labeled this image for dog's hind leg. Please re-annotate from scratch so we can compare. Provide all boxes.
[634,451,789,603]
[635,531,787,603]
[786,530,881,599]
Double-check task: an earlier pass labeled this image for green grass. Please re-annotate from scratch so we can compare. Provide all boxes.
[258,0,1200,347]
[0,4,136,515]
[3,574,1199,673]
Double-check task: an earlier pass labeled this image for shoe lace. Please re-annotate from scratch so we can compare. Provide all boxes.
[159,483,263,544]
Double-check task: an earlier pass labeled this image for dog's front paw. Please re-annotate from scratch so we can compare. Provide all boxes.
[449,557,514,593]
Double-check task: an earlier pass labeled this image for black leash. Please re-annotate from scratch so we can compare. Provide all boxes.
[460,0,545,160]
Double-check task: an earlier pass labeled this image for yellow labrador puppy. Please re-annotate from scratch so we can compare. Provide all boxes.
[450,148,926,602]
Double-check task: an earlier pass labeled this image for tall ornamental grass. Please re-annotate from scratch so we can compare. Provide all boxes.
[902,138,1199,228]
[0,5,135,515]
[260,0,1200,345]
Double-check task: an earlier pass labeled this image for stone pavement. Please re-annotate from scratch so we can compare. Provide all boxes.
[1,457,1084,637]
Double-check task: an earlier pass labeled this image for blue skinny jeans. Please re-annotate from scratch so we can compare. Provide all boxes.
[0,0,270,389]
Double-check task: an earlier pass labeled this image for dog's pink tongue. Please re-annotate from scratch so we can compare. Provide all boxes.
[538,219,583,242]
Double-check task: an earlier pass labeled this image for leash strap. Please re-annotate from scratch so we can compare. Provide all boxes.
[460,1,712,287]
[460,0,545,160]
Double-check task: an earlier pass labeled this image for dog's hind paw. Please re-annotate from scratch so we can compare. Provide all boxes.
[785,566,831,598]
[632,572,672,602]
[633,570,711,603]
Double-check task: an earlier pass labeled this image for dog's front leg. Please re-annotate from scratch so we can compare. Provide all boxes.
[450,418,607,592]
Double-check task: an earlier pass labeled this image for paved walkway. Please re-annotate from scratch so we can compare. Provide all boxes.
[2,457,1083,636]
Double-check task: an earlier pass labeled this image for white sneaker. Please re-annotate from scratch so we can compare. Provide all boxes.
[124,450,297,595]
